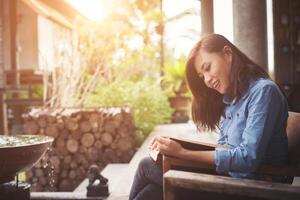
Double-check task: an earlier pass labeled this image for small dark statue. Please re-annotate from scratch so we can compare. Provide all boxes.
[86,165,109,197]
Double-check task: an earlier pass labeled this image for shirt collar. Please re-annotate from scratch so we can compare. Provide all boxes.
[222,95,236,105]
[222,78,261,105]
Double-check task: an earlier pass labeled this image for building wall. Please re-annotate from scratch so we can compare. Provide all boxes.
[52,19,74,71]
[9,0,74,72]
[38,16,54,71]
[38,16,74,72]
[18,0,38,70]
[1,0,75,76]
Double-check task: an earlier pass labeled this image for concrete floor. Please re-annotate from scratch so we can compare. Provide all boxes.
[293,177,300,186]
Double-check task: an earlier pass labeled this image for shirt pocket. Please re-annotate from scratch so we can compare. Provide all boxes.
[235,110,247,128]
[227,111,247,146]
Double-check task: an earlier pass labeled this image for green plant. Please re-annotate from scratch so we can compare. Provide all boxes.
[41,0,173,143]
[83,78,174,144]
[162,56,189,97]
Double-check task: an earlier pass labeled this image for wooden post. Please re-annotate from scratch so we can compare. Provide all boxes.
[0,90,8,135]
[159,0,164,78]
[233,0,268,69]
[9,0,18,85]
[0,0,5,135]
[0,0,4,88]
[9,0,23,129]
[201,0,214,36]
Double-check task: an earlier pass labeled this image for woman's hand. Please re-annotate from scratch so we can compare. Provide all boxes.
[148,136,215,166]
[148,136,184,157]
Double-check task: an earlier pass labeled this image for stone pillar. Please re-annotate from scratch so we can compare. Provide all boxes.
[233,0,268,71]
[201,0,214,36]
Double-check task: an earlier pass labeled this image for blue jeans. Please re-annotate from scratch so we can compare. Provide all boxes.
[129,156,163,200]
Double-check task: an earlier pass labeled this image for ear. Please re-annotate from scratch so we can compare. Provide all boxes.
[223,45,232,63]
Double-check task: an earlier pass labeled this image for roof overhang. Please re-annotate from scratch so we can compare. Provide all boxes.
[21,0,75,29]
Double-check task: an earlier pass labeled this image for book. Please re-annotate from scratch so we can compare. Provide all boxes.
[149,135,228,162]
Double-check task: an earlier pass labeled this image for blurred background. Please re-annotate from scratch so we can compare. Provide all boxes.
[0,0,300,140]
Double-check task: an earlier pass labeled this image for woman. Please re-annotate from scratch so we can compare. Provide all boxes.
[129,34,288,200]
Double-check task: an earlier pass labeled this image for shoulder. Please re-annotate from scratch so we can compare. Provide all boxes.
[251,78,276,89]
[249,78,281,95]
[246,78,286,105]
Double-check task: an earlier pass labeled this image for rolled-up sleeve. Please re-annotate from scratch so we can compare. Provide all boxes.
[215,148,231,173]
[215,84,283,174]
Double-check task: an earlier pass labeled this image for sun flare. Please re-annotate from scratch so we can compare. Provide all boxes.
[68,0,108,21]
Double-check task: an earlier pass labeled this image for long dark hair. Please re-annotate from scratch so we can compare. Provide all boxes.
[186,34,270,131]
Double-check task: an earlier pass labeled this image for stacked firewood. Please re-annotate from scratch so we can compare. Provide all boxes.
[23,108,137,191]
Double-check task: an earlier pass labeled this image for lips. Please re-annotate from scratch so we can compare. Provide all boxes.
[212,80,219,90]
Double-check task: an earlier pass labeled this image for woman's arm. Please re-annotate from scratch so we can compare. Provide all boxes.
[178,148,215,166]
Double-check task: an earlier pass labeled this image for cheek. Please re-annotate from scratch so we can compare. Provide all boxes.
[223,63,232,82]
[221,66,232,91]
[211,63,223,78]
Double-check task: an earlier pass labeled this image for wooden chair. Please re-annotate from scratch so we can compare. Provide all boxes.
[163,112,300,200]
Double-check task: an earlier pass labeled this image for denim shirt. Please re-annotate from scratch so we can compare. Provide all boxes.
[215,78,288,179]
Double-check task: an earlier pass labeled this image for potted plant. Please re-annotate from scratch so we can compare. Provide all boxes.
[162,56,191,123]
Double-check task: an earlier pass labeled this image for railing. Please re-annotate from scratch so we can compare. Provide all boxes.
[0,87,43,135]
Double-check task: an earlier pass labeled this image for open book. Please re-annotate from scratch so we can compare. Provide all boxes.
[149,135,227,162]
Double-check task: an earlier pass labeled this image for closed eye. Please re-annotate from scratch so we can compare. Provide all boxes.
[204,64,211,72]
[197,62,211,80]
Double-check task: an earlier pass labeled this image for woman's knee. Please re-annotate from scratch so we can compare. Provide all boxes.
[138,156,156,171]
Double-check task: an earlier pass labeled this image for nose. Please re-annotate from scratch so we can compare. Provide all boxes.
[204,74,213,88]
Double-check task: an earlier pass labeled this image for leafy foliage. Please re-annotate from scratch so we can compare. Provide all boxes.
[45,0,175,143]
[83,78,173,143]
[162,55,190,97]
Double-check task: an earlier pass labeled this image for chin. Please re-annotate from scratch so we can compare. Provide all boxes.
[216,87,224,94]
[218,87,226,94]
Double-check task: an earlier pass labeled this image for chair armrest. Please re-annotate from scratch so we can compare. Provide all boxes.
[163,170,300,200]
[163,155,300,177]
